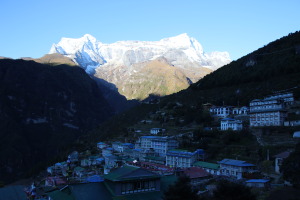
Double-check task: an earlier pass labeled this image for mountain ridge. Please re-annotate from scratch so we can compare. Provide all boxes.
[49,34,231,99]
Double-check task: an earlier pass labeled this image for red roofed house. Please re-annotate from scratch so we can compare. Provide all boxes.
[45,177,67,187]
[183,167,211,186]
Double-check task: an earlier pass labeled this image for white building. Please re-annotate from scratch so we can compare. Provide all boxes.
[97,142,108,149]
[210,106,249,118]
[138,136,179,157]
[166,149,204,168]
[220,118,243,131]
[112,142,134,153]
[249,93,294,127]
[232,106,249,115]
[150,128,162,135]
[218,159,256,179]
[210,106,234,118]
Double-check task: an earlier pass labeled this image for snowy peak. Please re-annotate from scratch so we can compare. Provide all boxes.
[160,33,203,53]
[49,33,230,73]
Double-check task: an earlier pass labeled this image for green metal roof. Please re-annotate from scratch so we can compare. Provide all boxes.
[144,156,165,161]
[104,166,138,181]
[193,161,220,170]
[104,165,160,182]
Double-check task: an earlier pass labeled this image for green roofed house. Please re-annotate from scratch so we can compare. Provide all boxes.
[104,165,161,196]
[193,161,220,175]
[46,165,177,200]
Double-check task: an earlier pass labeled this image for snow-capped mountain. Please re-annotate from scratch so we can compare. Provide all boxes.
[49,34,231,99]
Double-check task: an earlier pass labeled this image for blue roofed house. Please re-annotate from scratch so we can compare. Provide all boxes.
[218,159,256,179]
[112,142,134,153]
[97,142,108,149]
[246,179,270,188]
[102,147,114,157]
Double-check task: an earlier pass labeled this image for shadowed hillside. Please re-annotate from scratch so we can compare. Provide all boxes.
[0,59,113,183]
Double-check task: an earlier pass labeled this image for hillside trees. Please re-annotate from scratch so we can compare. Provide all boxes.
[281,143,300,188]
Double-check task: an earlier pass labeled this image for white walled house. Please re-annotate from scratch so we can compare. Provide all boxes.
[150,128,162,135]
[166,149,204,168]
[232,106,249,115]
[210,106,234,118]
[218,159,256,179]
[138,136,179,157]
[210,106,249,118]
[220,118,243,131]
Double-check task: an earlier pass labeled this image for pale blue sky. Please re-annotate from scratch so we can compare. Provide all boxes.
[0,0,299,60]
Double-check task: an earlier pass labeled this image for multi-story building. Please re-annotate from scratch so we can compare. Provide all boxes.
[218,159,256,179]
[138,136,179,157]
[249,92,294,127]
[166,149,204,168]
[220,118,243,131]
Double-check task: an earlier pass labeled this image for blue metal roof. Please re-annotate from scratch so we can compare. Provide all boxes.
[133,148,143,152]
[86,175,104,183]
[218,159,255,167]
[246,179,270,183]
[221,118,235,121]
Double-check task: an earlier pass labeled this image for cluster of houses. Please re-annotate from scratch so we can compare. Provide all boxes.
[21,91,299,199]
[207,91,299,131]
[24,131,278,199]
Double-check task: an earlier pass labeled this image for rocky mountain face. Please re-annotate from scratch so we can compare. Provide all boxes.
[0,59,114,183]
[49,34,231,99]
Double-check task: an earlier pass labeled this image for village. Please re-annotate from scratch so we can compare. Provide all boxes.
[23,91,300,199]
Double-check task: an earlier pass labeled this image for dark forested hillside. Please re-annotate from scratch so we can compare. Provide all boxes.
[0,59,113,183]
[85,31,300,145]
[163,31,300,106]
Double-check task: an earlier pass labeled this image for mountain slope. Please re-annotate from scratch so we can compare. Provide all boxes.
[95,58,191,100]
[33,53,78,66]
[49,34,231,99]
[0,59,114,183]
